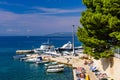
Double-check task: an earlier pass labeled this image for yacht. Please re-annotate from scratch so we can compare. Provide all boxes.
[56,41,83,52]
[33,40,55,53]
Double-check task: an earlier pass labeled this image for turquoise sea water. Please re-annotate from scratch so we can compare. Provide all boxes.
[0,36,82,80]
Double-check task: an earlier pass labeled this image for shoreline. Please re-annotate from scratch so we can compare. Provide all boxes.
[23,53,99,80]
[44,54,98,80]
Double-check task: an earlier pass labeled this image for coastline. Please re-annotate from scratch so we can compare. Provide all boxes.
[44,54,98,80]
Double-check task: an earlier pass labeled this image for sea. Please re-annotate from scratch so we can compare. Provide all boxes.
[0,36,82,80]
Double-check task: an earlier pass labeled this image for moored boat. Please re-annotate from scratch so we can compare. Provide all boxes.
[46,68,64,73]
[45,62,58,66]
[45,62,65,73]
[25,56,42,63]
[55,41,83,53]
[33,40,55,53]
[46,64,64,69]
[36,60,49,64]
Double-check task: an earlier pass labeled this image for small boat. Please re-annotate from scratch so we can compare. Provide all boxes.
[46,64,64,69]
[36,60,49,64]
[25,56,42,63]
[46,68,64,73]
[44,51,61,57]
[45,62,58,66]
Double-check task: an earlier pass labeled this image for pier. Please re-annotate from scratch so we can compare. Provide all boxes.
[16,50,34,54]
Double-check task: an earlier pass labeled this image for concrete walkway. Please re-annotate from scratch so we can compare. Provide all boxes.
[48,55,98,80]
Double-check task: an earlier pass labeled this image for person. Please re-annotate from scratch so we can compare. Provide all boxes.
[80,73,86,80]
[67,58,70,63]
[84,60,88,65]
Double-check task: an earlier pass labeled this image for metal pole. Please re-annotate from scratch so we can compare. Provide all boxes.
[72,25,75,56]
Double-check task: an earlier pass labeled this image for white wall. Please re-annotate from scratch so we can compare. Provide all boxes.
[93,57,120,80]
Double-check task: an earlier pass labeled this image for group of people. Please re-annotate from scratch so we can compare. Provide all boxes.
[84,59,108,80]
[76,67,88,80]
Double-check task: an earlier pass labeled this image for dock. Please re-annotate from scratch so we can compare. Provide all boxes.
[16,50,34,54]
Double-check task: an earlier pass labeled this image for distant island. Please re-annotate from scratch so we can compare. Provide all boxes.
[44,32,77,36]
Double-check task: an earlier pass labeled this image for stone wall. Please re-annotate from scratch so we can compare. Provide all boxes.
[93,57,120,80]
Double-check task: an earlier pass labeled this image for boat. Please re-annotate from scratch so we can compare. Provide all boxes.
[46,68,64,73]
[46,64,64,69]
[44,51,61,57]
[25,56,42,63]
[56,41,72,51]
[55,41,83,53]
[36,60,49,64]
[33,40,55,53]
[45,62,58,67]
[45,62,65,73]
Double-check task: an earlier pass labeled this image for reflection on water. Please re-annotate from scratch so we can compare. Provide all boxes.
[29,63,39,69]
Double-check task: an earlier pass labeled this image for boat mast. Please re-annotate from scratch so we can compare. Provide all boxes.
[72,25,75,56]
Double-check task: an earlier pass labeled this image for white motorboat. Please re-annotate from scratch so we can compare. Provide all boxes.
[55,41,83,55]
[33,40,55,53]
[55,41,74,51]
[25,56,42,63]
[36,60,49,64]
[46,64,64,69]
[44,51,61,57]
[46,68,64,73]
[45,62,64,73]
[59,41,73,50]
[45,62,58,67]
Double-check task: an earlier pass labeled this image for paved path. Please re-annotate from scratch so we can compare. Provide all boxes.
[49,55,98,80]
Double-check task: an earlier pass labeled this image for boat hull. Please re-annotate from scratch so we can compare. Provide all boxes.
[45,62,58,66]
[36,61,49,64]
[46,68,64,73]
[46,64,64,69]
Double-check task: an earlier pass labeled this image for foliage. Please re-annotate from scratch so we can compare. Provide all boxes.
[77,0,120,59]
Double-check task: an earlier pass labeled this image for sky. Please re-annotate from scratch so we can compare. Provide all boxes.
[0,0,86,36]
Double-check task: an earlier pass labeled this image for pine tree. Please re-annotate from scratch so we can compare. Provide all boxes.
[77,0,120,59]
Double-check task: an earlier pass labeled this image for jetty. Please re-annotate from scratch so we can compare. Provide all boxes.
[16,50,34,54]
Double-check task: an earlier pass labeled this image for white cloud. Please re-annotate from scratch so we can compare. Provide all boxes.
[26,29,32,32]
[0,10,81,36]
[6,29,18,32]
[33,7,85,14]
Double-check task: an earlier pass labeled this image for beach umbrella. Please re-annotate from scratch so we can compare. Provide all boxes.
[85,74,90,80]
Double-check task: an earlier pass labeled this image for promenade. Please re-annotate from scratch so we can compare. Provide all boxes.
[47,55,98,80]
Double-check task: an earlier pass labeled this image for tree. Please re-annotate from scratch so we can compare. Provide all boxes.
[77,0,120,59]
